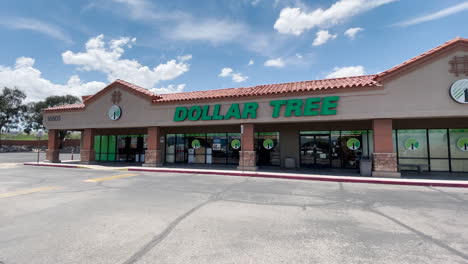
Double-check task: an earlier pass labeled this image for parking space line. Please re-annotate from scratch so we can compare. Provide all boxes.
[0,186,60,198]
[84,173,139,183]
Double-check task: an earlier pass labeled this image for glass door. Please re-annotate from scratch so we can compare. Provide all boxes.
[300,134,331,168]
[315,135,331,168]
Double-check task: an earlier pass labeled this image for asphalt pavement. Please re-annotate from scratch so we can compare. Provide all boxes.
[0,160,468,263]
[0,152,79,163]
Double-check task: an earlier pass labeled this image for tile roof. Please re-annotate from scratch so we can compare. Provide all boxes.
[44,103,85,111]
[81,79,160,104]
[155,75,380,102]
[378,37,468,80]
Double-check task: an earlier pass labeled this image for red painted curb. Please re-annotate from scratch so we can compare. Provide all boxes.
[22,163,468,188]
[128,168,468,188]
[23,163,80,169]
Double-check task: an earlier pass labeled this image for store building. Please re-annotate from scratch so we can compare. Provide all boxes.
[43,38,468,177]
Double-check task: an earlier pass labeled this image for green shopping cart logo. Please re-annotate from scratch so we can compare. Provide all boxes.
[346,138,361,150]
[263,139,274,150]
[231,139,241,150]
[191,139,201,149]
[404,138,420,151]
[457,138,468,152]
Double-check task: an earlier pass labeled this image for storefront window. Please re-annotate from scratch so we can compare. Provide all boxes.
[450,129,468,172]
[331,131,341,168]
[227,133,241,164]
[165,133,241,165]
[428,129,449,171]
[340,131,365,169]
[94,136,101,161]
[301,130,370,169]
[94,135,131,162]
[207,133,227,164]
[396,129,429,170]
[165,134,176,163]
[256,132,280,166]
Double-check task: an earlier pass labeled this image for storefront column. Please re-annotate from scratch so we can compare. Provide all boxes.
[80,128,95,164]
[372,119,400,177]
[45,129,61,163]
[143,126,162,167]
[238,123,257,171]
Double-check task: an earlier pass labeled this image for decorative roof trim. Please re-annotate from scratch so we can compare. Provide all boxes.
[82,79,161,105]
[377,37,468,81]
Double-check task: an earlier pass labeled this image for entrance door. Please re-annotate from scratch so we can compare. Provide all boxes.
[300,134,331,168]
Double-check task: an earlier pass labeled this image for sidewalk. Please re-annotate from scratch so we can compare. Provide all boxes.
[23,161,468,188]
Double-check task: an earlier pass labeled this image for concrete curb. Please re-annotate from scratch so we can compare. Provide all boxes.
[23,162,468,188]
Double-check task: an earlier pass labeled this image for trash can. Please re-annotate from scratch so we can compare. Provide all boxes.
[359,156,372,177]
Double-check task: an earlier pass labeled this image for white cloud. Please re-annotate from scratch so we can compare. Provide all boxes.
[396,2,468,27]
[264,58,285,68]
[0,57,105,101]
[344,27,364,39]
[0,17,72,44]
[62,34,191,89]
[313,30,337,46]
[274,0,396,35]
[251,0,262,6]
[248,59,254,66]
[219,68,234,77]
[326,66,366,78]
[218,67,248,82]
[150,84,186,94]
[177,54,193,62]
[168,19,248,45]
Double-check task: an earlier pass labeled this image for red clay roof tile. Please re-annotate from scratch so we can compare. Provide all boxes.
[44,103,85,111]
[154,75,380,103]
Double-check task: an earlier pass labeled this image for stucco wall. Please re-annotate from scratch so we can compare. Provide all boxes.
[43,48,468,131]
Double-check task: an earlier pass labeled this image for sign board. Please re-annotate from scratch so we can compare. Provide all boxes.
[173,96,340,122]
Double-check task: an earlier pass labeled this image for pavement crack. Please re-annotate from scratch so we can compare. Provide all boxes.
[368,207,468,261]
[121,178,250,264]
[427,186,468,204]
[220,198,338,209]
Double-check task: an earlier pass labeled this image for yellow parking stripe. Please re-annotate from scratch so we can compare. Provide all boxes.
[84,173,139,183]
[0,186,60,199]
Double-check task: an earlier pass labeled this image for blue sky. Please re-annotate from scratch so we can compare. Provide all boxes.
[0,0,467,101]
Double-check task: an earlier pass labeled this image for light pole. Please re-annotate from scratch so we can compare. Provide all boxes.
[36,131,43,163]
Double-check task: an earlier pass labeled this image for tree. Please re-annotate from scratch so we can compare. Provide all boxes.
[24,95,81,147]
[0,87,27,147]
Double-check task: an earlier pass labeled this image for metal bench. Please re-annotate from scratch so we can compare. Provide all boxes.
[398,164,430,173]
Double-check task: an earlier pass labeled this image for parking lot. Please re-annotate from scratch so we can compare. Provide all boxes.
[1,158,468,263]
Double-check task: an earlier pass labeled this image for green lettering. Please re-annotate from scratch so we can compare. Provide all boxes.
[188,106,202,121]
[224,103,241,119]
[320,96,340,115]
[174,107,188,121]
[212,104,224,120]
[242,102,258,119]
[285,99,303,117]
[270,100,287,118]
[201,105,212,120]
[303,97,321,116]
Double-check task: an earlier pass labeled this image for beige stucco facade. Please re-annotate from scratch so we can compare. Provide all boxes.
[43,39,468,175]
[44,49,468,130]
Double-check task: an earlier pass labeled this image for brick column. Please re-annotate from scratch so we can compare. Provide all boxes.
[143,126,163,167]
[238,123,257,171]
[45,129,61,163]
[372,119,400,177]
[80,128,95,164]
